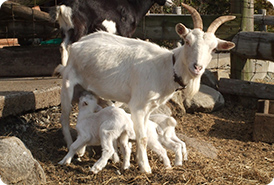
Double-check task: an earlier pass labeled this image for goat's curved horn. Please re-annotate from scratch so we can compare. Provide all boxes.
[207,16,236,33]
[181,3,203,30]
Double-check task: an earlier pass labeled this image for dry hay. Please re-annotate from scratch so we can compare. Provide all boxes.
[0,96,273,184]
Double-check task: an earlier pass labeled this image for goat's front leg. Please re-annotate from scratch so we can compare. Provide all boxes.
[59,136,87,165]
[130,109,151,173]
[60,84,74,148]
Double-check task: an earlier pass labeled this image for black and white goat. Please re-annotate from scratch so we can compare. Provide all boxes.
[54,3,235,173]
[50,0,173,65]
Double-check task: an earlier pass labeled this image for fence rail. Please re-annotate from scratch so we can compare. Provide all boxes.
[254,14,274,26]
[133,14,241,41]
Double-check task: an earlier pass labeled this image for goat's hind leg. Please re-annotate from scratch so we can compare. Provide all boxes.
[148,141,171,169]
[90,130,116,174]
[111,140,120,163]
[118,132,131,170]
[171,135,188,161]
[162,138,185,166]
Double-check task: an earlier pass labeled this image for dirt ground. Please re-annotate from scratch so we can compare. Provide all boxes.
[0,95,273,185]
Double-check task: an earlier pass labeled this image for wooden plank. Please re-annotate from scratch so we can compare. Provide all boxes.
[254,15,274,26]
[218,78,274,99]
[231,31,274,62]
[257,100,274,114]
[253,113,274,143]
[0,20,59,39]
[133,14,241,40]
[257,100,270,114]
[0,45,61,77]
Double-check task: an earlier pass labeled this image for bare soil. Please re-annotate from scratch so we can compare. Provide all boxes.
[0,95,273,185]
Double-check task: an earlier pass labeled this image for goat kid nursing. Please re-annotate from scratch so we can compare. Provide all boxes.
[58,92,135,174]
[56,3,235,173]
[59,92,187,174]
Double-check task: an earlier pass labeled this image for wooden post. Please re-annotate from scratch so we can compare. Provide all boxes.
[258,9,267,31]
[230,0,254,80]
[230,0,242,15]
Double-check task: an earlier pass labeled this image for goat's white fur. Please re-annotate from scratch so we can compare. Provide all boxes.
[59,93,187,173]
[58,93,135,174]
[56,11,235,172]
[102,20,117,34]
[148,114,188,166]
[54,5,74,66]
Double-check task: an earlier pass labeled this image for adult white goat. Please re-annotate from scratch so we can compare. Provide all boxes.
[55,3,235,173]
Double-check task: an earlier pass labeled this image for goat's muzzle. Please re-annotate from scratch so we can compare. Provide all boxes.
[191,63,203,76]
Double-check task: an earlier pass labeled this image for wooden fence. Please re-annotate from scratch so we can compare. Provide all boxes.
[133,14,241,41]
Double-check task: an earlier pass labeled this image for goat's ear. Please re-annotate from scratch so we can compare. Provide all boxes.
[216,39,235,51]
[175,23,189,38]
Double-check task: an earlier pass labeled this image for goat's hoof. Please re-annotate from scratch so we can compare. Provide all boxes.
[165,166,172,170]
[112,156,120,163]
[76,157,82,162]
[90,166,100,174]
[174,161,183,166]
[139,165,151,174]
[123,163,130,170]
[58,158,71,165]
[58,161,65,165]
[164,165,172,169]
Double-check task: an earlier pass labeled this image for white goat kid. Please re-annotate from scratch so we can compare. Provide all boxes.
[148,114,188,166]
[58,93,186,173]
[58,93,135,174]
[56,3,235,173]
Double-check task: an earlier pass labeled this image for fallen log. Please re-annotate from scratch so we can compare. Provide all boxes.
[218,78,274,100]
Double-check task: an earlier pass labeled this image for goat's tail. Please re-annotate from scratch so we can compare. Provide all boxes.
[50,5,74,31]
[53,64,65,77]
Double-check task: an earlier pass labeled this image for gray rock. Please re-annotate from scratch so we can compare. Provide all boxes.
[184,84,225,113]
[201,69,218,89]
[178,133,218,159]
[0,136,46,185]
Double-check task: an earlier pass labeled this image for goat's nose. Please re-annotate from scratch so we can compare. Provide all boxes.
[194,63,203,71]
